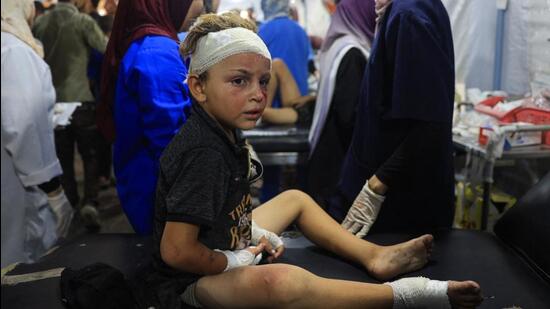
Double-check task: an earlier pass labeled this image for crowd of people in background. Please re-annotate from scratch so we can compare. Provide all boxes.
[2,1,485,308]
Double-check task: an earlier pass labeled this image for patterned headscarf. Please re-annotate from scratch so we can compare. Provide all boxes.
[1,0,44,57]
[261,0,290,21]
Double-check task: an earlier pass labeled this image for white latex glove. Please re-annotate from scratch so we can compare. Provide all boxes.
[341,180,385,238]
[47,189,74,238]
[215,247,263,272]
[251,220,284,253]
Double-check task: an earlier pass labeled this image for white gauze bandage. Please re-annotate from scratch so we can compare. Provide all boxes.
[215,248,263,272]
[251,220,284,252]
[189,27,272,75]
[385,277,451,309]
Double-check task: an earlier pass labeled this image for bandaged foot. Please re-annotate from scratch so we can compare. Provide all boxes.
[386,277,482,309]
[251,221,284,252]
[215,248,263,272]
[341,180,385,238]
[368,235,433,281]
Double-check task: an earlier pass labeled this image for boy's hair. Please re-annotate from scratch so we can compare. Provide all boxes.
[180,12,257,60]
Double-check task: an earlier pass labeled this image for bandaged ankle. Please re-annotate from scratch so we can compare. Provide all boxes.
[385,277,450,309]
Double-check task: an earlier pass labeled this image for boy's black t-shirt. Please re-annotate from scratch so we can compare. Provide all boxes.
[147,103,254,308]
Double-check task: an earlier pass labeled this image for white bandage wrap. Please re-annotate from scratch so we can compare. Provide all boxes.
[189,27,272,75]
[386,277,451,309]
[251,220,284,251]
[341,180,385,238]
[215,248,263,272]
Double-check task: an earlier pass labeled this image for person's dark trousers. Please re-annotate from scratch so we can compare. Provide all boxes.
[55,102,100,208]
[97,135,112,182]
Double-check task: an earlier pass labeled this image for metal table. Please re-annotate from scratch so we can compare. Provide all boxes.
[242,124,310,166]
[452,124,550,230]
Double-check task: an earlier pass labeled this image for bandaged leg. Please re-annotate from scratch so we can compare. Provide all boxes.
[181,282,202,308]
[385,277,450,309]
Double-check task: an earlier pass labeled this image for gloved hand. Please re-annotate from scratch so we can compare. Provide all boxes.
[341,180,385,238]
[47,189,74,238]
[215,244,265,272]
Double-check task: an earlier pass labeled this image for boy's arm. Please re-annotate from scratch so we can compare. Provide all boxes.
[161,221,227,275]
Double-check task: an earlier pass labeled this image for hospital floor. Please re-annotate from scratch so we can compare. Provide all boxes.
[66,153,134,240]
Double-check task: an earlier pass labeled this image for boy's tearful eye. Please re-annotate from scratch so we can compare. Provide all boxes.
[231,78,247,87]
[260,77,270,89]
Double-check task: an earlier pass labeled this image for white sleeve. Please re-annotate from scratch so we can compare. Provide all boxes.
[1,44,62,187]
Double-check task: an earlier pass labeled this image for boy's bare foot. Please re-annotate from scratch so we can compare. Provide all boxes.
[448,280,483,309]
[367,234,433,281]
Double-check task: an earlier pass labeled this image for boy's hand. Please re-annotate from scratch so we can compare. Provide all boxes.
[216,243,265,272]
[251,220,285,262]
[258,236,285,263]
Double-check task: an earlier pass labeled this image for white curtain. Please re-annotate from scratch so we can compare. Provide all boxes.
[441,0,550,95]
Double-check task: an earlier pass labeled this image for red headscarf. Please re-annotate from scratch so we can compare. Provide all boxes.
[97,0,194,142]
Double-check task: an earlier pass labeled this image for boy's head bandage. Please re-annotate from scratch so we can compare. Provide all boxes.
[189,27,272,75]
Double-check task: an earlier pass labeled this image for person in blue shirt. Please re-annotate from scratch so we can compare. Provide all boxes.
[97,0,203,235]
[257,0,315,203]
[258,0,311,109]
[329,0,456,236]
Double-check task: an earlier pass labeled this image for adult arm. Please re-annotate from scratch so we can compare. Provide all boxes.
[81,14,108,53]
[1,45,62,187]
[370,12,454,194]
[372,121,447,194]
[331,48,368,141]
[1,44,73,235]
[133,43,190,161]
[342,12,453,235]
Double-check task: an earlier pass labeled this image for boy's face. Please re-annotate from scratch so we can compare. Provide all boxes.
[200,52,271,132]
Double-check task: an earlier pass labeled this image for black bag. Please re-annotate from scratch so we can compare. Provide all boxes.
[60,263,136,309]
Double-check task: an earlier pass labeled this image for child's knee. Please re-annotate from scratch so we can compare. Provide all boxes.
[251,265,309,304]
[281,189,314,208]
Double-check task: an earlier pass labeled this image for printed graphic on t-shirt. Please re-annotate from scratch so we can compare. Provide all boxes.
[228,194,252,249]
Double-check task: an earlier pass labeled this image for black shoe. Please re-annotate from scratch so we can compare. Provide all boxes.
[79,203,101,230]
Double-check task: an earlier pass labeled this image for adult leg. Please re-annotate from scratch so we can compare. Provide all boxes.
[253,190,433,281]
[97,134,113,188]
[55,126,78,207]
[73,105,100,206]
[72,105,101,229]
